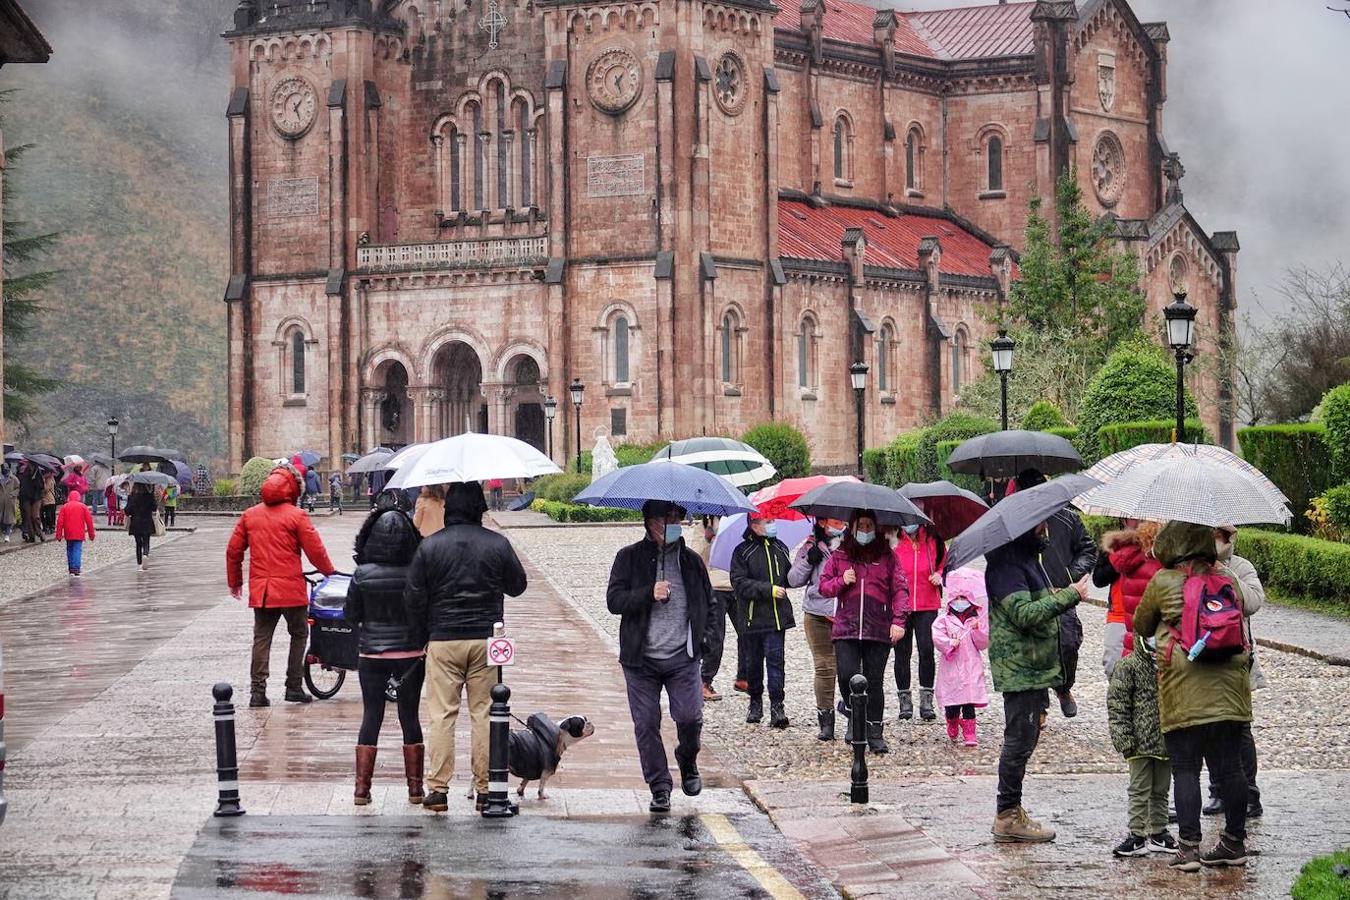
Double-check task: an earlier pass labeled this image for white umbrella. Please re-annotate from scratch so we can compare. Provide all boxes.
[1080,442,1289,510]
[1072,456,1291,527]
[651,437,777,488]
[389,433,561,489]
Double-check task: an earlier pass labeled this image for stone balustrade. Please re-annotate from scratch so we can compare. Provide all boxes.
[356,235,549,272]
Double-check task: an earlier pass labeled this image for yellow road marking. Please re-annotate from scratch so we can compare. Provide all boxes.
[701,813,805,900]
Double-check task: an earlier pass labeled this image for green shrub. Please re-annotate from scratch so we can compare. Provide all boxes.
[1081,515,1117,546]
[213,478,237,497]
[862,447,889,485]
[915,412,998,483]
[1020,400,1068,431]
[1238,424,1337,535]
[1077,340,1198,462]
[237,456,275,498]
[934,439,986,495]
[1321,383,1350,482]
[1324,484,1350,534]
[1098,419,1212,456]
[531,499,643,523]
[531,473,594,503]
[885,430,926,488]
[1236,529,1350,613]
[1043,426,1089,461]
[1291,848,1350,900]
[742,422,811,482]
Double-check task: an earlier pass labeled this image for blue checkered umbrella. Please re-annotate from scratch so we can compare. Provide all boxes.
[573,460,756,517]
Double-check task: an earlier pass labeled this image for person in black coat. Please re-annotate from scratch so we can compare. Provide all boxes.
[345,508,425,806]
[606,500,716,814]
[125,482,158,569]
[1013,469,1098,718]
[729,515,794,729]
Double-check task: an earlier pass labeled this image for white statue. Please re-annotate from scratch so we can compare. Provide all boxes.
[591,428,618,480]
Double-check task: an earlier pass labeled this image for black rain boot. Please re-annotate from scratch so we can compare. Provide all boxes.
[896,692,913,721]
[919,688,936,721]
[867,721,889,755]
[816,709,835,742]
[674,722,703,797]
[746,698,763,724]
[769,703,789,729]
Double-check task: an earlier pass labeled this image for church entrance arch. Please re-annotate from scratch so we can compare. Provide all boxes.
[433,341,486,439]
[508,354,545,452]
[373,360,413,448]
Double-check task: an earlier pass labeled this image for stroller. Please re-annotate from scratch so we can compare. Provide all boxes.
[304,571,356,699]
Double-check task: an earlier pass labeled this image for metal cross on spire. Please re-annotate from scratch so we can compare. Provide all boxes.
[479,0,506,50]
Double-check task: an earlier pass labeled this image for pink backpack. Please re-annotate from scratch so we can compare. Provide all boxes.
[1168,571,1247,663]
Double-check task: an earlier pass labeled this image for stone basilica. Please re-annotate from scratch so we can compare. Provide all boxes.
[223,0,1238,471]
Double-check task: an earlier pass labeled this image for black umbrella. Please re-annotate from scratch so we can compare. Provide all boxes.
[945,430,1083,479]
[118,445,172,464]
[22,452,62,470]
[86,452,116,468]
[508,491,535,511]
[790,480,930,527]
[897,480,989,540]
[945,473,1100,571]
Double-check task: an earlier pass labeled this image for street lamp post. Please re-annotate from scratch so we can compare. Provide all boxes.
[107,416,119,460]
[990,330,1015,431]
[543,395,557,462]
[569,379,585,474]
[849,362,869,479]
[1163,291,1198,443]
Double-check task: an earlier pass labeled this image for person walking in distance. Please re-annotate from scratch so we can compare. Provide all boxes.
[17,460,43,543]
[606,501,716,813]
[54,487,96,576]
[789,516,846,741]
[405,481,528,813]
[226,463,336,707]
[163,480,180,528]
[893,522,946,722]
[0,463,18,542]
[125,483,158,570]
[686,516,736,702]
[329,471,344,515]
[729,514,795,729]
[40,470,57,534]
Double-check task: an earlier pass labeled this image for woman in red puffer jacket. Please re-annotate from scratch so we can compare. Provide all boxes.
[1098,521,1161,676]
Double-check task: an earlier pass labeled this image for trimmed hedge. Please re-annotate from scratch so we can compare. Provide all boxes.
[532,472,594,503]
[1237,529,1350,613]
[1098,419,1211,456]
[1324,483,1350,534]
[862,447,889,485]
[1321,383,1350,482]
[531,499,643,523]
[1077,341,1199,462]
[1081,515,1116,546]
[742,422,811,482]
[1020,400,1068,431]
[934,439,986,495]
[885,431,926,488]
[238,456,275,498]
[1238,424,1337,534]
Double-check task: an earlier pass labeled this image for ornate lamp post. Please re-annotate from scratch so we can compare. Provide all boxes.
[107,416,119,460]
[569,379,585,474]
[849,362,869,479]
[990,330,1015,431]
[1163,291,1198,443]
[543,395,557,462]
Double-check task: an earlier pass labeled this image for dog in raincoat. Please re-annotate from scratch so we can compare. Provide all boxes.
[508,713,595,799]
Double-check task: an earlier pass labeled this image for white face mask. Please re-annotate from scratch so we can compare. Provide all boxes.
[1215,538,1233,559]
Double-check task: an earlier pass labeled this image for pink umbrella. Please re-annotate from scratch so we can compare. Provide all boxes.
[749,474,858,521]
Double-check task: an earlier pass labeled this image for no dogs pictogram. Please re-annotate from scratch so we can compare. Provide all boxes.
[488,637,516,666]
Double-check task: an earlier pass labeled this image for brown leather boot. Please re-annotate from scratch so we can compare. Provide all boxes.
[402,743,425,804]
[354,745,377,806]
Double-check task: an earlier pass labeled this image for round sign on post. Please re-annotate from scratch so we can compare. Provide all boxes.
[487,636,515,666]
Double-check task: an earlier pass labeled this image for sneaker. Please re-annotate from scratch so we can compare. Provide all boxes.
[702,683,722,702]
[1148,831,1179,853]
[992,807,1055,843]
[1202,796,1224,816]
[1057,690,1078,718]
[284,690,313,704]
[422,790,449,812]
[649,789,671,813]
[1170,843,1202,873]
[1113,834,1149,857]
[1200,836,1248,868]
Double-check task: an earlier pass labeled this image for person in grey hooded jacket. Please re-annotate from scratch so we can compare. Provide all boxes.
[788,516,847,741]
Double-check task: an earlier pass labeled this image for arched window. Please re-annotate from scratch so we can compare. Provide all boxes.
[722,313,733,383]
[905,127,921,191]
[797,315,818,389]
[614,315,630,383]
[494,81,509,209]
[833,115,851,183]
[291,329,306,395]
[987,135,1003,192]
[876,324,894,392]
[516,99,532,208]
[449,125,462,212]
[469,101,485,210]
[952,328,969,395]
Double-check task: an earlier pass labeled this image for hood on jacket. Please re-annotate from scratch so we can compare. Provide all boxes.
[261,467,301,506]
[355,508,421,566]
[1102,528,1140,553]
[444,480,488,525]
[1154,521,1217,569]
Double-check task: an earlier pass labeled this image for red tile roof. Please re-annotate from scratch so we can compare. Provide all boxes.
[778,198,1004,279]
[774,0,1035,61]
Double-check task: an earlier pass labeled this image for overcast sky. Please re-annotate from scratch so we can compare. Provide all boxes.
[888,0,1349,326]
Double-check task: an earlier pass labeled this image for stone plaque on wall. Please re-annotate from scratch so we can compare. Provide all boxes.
[265,177,321,218]
[587,154,645,198]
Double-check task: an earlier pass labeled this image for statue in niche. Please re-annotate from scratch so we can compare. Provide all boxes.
[591,427,618,480]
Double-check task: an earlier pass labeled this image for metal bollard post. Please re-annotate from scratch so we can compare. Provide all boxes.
[212,682,245,817]
[849,673,869,805]
[481,682,519,818]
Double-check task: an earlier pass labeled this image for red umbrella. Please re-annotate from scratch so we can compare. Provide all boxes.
[898,481,989,540]
[750,474,858,521]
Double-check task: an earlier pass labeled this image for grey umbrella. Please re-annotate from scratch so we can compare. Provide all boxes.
[118,445,172,464]
[345,448,395,474]
[946,473,1101,571]
[946,430,1083,479]
[789,480,930,527]
[129,471,178,488]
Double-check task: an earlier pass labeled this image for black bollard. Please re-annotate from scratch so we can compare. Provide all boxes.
[481,682,518,818]
[849,673,869,805]
[212,682,245,817]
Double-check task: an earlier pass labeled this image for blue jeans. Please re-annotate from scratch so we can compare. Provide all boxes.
[86,490,103,514]
[66,539,84,572]
[742,629,786,705]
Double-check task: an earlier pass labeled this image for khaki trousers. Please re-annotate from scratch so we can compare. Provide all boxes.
[803,613,837,711]
[1127,756,1172,837]
[425,639,494,794]
[251,606,308,697]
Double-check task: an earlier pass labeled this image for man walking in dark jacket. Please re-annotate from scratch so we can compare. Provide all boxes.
[405,481,528,812]
[607,500,716,813]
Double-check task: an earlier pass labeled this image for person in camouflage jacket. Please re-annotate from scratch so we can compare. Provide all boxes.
[1106,633,1175,855]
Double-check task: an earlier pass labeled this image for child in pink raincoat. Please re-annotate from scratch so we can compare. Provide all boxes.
[932,567,989,747]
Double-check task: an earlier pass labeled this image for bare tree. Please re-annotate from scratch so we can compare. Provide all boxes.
[1259,263,1350,422]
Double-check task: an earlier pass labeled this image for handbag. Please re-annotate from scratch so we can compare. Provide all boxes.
[153,512,166,537]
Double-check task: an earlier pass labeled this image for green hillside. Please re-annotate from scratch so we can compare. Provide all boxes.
[3,0,231,464]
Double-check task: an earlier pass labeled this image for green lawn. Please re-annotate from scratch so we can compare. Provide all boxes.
[1291,848,1350,899]
[1265,586,1350,622]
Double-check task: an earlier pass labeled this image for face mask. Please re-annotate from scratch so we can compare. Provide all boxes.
[1215,539,1233,559]
[903,524,920,536]
[854,530,875,546]
[949,599,972,614]
[763,522,778,539]
[826,526,845,539]
[663,523,683,544]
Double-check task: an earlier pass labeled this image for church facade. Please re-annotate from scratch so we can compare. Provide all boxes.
[222,0,1238,471]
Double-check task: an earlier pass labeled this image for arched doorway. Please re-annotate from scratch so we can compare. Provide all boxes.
[373,360,413,447]
[508,354,545,451]
[433,341,485,438]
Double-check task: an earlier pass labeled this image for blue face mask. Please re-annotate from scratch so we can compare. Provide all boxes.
[949,599,973,614]
[854,530,875,546]
[763,522,778,539]
[826,526,845,538]
[903,524,920,536]
[663,523,683,544]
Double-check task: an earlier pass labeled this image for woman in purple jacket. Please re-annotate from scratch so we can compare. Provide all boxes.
[820,509,911,754]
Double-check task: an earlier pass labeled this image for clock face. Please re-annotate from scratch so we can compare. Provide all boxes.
[586,48,641,115]
[270,77,318,139]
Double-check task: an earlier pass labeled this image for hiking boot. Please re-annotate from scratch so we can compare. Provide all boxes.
[1148,831,1179,853]
[402,743,425,804]
[816,709,835,742]
[945,717,960,741]
[746,699,763,724]
[919,689,936,721]
[649,789,671,813]
[1170,842,1201,872]
[733,679,749,694]
[675,723,702,797]
[702,683,722,702]
[248,694,270,708]
[866,721,889,755]
[1247,801,1263,819]
[1112,834,1149,857]
[1202,796,1224,816]
[896,692,913,720]
[422,790,449,812]
[1057,689,1078,718]
[354,745,377,806]
[992,807,1056,843]
[1201,835,1248,868]
[769,703,789,729]
[284,690,313,704]
[960,718,978,747]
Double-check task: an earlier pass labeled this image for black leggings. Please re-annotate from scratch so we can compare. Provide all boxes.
[134,533,151,564]
[835,639,890,723]
[357,656,425,746]
[164,506,176,527]
[945,704,976,720]
[895,609,938,692]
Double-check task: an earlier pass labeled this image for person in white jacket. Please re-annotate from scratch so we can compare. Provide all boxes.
[1205,525,1265,819]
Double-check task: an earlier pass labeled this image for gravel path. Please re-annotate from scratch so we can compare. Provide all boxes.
[0,530,189,607]
[508,525,1350,781]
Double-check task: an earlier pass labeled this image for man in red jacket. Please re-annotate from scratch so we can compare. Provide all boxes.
[227,464,336,707]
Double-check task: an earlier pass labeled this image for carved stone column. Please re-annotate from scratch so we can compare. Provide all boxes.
[361,389,387,452]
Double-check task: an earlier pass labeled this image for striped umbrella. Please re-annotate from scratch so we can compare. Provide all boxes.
[651,437,777,488]
[1080,442,1289,510]
[1072,456,1290,527]
[574,460,756,517]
